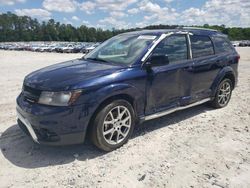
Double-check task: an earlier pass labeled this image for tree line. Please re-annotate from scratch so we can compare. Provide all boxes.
[0,12,250,42]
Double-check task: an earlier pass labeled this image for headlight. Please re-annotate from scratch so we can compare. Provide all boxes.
[38,90,82,106]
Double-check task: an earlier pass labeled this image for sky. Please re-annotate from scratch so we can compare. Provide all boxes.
[0,0,250,29]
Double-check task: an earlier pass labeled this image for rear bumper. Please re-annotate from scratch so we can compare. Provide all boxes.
[16,94,91,146]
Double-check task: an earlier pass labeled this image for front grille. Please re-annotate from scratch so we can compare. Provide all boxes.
[33,128,59,142]
[22,85,42,103]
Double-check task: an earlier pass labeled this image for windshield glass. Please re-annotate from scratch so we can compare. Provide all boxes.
[84,34,157,65]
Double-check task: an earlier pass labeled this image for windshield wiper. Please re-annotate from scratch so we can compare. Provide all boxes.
[84,57,108,63]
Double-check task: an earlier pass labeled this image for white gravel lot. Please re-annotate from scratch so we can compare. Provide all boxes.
[0,48,249,188]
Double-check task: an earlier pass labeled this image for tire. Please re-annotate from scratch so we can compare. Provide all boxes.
[210,78,233,108]
[91,99,135,151]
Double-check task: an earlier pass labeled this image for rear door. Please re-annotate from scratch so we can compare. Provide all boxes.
[188,34,219,101]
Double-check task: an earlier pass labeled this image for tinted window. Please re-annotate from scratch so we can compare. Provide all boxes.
[213,36,234,53]
[190,35,214,58]
[152,35,188,63]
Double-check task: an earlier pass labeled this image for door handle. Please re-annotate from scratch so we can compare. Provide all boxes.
[183,65,193,71]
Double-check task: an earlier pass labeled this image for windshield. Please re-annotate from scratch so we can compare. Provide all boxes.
[84,34,157,65]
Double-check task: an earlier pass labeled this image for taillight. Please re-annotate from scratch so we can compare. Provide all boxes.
[236,55,240,62]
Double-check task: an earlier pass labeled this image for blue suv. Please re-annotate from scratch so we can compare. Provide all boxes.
[16,28,239,151]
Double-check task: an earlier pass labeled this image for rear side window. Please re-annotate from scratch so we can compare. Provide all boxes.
[190,35,214,58]
[212,36,234,53]
[152,35,188,64]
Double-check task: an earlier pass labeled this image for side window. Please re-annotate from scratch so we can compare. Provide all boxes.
[190,35,214,58]
[152,35,188,63]
[212,36,234,54]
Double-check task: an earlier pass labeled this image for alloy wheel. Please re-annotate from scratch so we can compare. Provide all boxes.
[218,81,231,106]
[102,106,131,145]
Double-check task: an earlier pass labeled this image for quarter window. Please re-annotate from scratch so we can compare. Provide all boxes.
[190,35,214,58]
[212,36,234,53]
[152,35,188,64]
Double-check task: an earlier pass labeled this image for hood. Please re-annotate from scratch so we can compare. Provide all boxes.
[24,59,122,91]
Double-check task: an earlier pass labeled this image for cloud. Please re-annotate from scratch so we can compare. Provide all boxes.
[79,1,96,14]
[135,0,250,27]
[43,0,77,13]
[82,20,89,25]
[110,11,127,18]
[181,0,250,26]
[139,0,163,13]
[127,8,139,14]
[4,0,250,28]
[135,22,147,28]
[137,0,178,25]
[72,16,79,21]
[99,17,130,29]
[63,17,72,25]
[96,0,137,11]
[80,0,137,15]
[96,23,106,28]
[164,0,174,3]
[81,20,96,27]
[15,8,51,20]
[0,0,26,6]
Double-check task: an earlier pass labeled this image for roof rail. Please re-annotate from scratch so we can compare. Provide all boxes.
[182,27,218,32]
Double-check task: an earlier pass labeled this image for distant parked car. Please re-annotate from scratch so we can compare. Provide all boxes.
[30,45,41,52]
[239,41,250,47]
[8,45,18,50]
[22,44,32,51]
[232,41,239,47]
[55,44,66,53]
[72,44,85,53]
[17,28,239,151]
[81,43,99,53]
[37,45,50,52]
[62,44,75,53]
[46,44,59,52]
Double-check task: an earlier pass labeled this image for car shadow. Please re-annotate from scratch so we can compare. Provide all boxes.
[0,104,213,169]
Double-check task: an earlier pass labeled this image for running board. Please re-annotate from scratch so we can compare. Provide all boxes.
[142,98,211,121]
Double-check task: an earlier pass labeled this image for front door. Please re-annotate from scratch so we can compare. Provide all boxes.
[145,34,193,115]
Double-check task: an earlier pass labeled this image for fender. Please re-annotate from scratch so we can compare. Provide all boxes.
[210,66,236,96]
[77,83,145,137]
[88,83,145,117]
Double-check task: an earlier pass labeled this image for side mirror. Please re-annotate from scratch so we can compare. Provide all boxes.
[145,54,169,68]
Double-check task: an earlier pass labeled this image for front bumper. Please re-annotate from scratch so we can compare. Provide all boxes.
[17,110,39,143]
[16,94,91,146]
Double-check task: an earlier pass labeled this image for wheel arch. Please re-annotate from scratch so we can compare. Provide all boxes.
[85,84,144,139]
[211,67,236,96]
[223,73,236,89]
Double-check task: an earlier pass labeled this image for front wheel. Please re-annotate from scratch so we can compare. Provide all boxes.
[210,78,233,108]
[91,100,135,151]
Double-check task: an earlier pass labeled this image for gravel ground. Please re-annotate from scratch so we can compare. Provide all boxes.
[0,48,249,188]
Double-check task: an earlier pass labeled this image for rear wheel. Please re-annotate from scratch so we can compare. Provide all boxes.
[91,100,135,151]
[210,78,232,108]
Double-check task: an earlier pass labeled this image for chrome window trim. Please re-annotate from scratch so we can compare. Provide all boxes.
[187,33,193,59]
[141,31,194,63]
[141,32,173,62]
